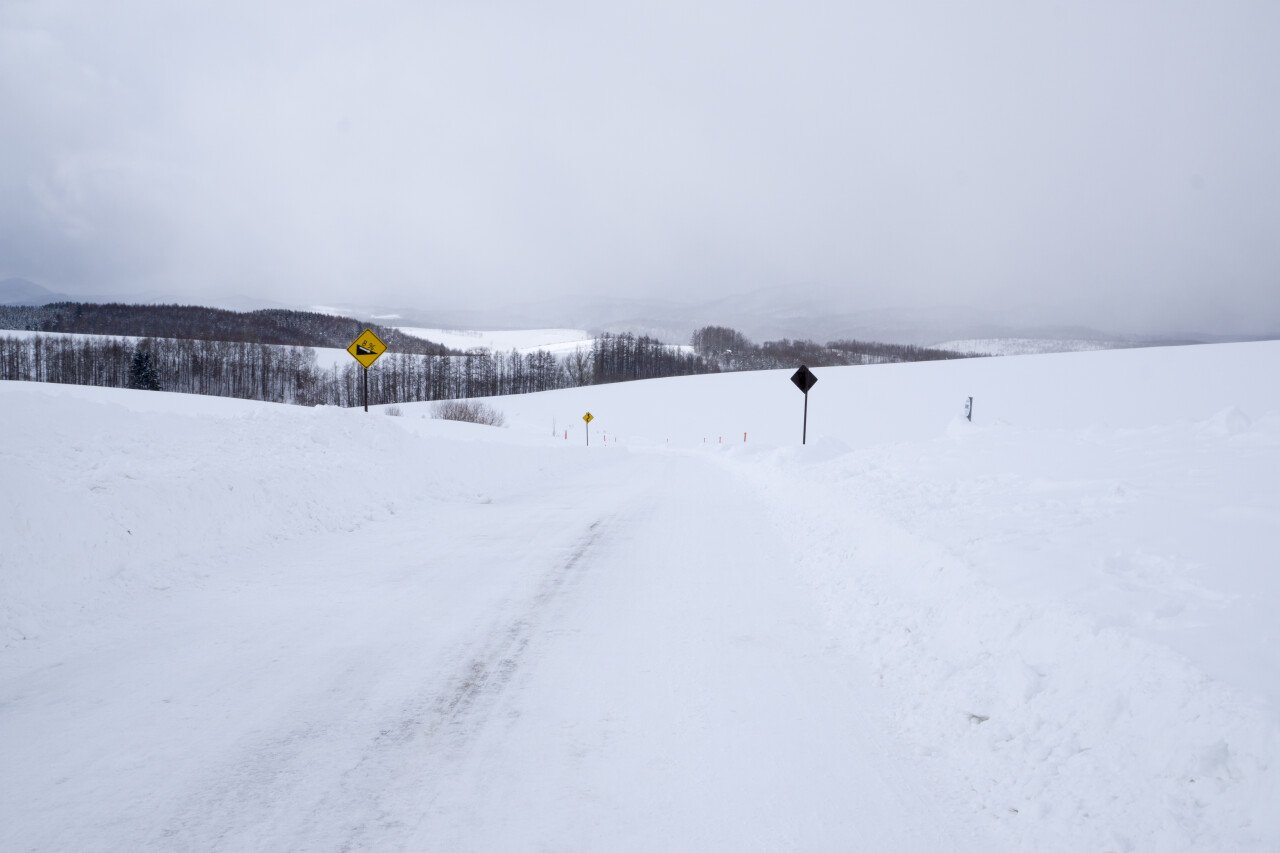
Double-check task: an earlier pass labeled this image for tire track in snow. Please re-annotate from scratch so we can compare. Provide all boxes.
[330,514,614,851]
[432,517,605,731]
[145,502,621,853]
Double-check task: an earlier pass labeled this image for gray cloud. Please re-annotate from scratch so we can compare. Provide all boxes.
[2,0,1278,335]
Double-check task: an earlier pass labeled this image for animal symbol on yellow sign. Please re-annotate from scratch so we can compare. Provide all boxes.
[583,412,594,423]
[347,328,388,369]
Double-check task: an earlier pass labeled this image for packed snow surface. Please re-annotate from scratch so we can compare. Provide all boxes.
[3,341,1279,851]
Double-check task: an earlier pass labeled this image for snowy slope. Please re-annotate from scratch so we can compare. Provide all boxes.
[488,341,1280,447]
[395,326,595,354]
[389,326,696,358]
[3,341,1279,851]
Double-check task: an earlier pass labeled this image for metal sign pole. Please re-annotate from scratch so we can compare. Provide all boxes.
[346,328,387,413]
[791,365,817,445]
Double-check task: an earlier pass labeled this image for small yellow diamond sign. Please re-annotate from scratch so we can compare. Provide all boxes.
[347,328,388,369]
[583,412,594,423]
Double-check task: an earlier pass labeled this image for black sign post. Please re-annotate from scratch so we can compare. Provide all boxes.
[356,344,375,412]
[790,365,818,444]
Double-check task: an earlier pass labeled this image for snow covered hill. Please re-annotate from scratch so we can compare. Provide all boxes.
[2,341,1278,851]
[394,326,596,354]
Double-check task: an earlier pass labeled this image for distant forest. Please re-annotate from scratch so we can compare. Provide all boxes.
[0,303,979,407]
[0,302,454,356]
[689,325,974,369]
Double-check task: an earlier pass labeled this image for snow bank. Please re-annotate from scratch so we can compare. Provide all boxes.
[726,410,1280,849]
[0,383,550,647]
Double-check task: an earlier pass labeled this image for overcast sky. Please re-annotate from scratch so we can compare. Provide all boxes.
[2,0,1278,334]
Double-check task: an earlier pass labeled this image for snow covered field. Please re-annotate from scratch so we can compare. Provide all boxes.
[321,327,599,370]
[395,327,596,355]
[2,341,1279,851]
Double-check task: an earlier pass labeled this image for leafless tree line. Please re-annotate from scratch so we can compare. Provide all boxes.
[691,325,979,369]
[1,324,974,408]
[0,334,597,406]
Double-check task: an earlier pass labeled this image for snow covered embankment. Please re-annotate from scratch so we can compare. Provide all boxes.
[722,408,1280,851]
[0,385,541,648]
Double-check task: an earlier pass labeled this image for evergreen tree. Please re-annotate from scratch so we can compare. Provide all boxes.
[128,348,162,391]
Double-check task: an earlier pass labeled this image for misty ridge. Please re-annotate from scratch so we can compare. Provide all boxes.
[1,301,981,407]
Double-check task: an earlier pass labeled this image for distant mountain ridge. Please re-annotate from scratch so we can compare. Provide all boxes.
[0,278,73,306]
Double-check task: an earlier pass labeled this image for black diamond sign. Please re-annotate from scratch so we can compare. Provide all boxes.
[791,365,817,394]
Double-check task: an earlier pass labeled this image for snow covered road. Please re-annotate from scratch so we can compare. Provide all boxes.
[2,416,983,851]
[382,455,975,852]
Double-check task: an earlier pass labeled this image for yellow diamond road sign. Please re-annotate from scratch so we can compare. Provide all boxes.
[583,412,594,423]
[347,328,388,369]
